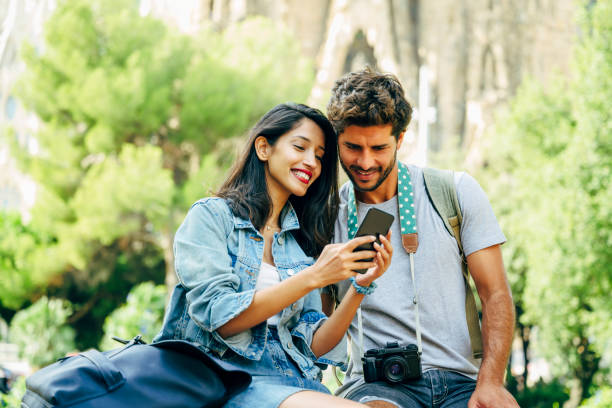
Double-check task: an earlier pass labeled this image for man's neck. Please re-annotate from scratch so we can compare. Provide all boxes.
[355,165,399,204]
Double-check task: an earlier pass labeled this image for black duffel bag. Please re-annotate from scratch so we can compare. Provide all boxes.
[22,336,251,408]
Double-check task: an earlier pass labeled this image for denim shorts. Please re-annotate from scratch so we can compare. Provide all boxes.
[344,369,476,408]
[223,327,330,408]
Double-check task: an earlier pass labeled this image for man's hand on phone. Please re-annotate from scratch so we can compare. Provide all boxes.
[354,231,393,288]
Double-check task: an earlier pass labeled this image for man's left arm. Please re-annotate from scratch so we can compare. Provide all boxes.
[467,244,519,408]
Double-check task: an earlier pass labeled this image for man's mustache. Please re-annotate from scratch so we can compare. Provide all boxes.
[349,166,381,173]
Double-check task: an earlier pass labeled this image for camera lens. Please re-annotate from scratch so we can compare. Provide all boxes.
[383,356,407,383]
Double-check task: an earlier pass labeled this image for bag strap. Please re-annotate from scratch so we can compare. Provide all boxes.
[80,349,125,391]
[423,168,483,359]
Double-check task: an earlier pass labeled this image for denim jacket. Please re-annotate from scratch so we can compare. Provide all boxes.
[155,197,346,380]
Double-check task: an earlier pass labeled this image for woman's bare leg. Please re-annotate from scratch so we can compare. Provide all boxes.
[279,391,366,408]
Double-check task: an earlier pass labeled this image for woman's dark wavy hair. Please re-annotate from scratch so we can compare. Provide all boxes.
[217,103,339,257]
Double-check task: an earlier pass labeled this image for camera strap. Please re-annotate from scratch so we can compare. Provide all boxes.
[347,161,418,254]
[410,252,423,355]
[349,162,423,359]
[356,253,422,360]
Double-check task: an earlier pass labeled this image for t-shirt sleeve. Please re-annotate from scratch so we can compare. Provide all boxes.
[456,172,506,257]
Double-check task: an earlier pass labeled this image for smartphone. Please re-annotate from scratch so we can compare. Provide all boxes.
[352,208,394,273]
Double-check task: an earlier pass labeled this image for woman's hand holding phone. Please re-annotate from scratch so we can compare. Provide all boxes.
[306,236,378,288]
[305,232,393,290]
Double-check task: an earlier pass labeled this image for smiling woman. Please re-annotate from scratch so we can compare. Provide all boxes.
[153,103,394,408]
[217,103,338,258]
[257,119,325,207]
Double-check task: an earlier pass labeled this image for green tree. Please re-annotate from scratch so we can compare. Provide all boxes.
[0,376,26,408]
[0,212,54,311]
[4,0,314,349]
[99,281,166,350]
[9,296,75,368]
[580,388,612,408]
[483,1,612,405]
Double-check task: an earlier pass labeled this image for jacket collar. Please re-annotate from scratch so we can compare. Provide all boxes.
[232,201,300,232]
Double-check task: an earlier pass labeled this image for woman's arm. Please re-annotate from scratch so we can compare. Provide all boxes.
[217,272,317,338]
[175,200,256,333]
[217,235,379,338]
[310,233,393,357]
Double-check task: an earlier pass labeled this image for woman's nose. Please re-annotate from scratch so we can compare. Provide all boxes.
[303,150,317,168]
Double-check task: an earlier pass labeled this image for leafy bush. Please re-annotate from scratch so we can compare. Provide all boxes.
[99,282,166,350]
[512,378,570,408]
[580,388,612,407]
[9,297,75,368]
[0,376,26,408]
[0,212,54,311]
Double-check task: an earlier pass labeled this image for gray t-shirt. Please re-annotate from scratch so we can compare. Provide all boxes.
[328,164,505,394]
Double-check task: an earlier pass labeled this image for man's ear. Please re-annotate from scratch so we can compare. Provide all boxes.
[254,136,269,161]
[396,131,405,150]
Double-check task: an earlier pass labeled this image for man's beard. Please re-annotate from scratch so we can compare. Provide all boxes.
[340,151,397,192]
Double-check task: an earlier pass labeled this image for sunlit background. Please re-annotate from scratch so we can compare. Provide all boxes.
[0,0,610,407]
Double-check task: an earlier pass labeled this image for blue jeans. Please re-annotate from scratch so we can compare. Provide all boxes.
[345,370,476,407]
[223,327,330,408]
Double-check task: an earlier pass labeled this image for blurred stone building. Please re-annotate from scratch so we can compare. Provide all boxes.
[172,0,576,165]
[1,0,578,211]
[0,0,54,215]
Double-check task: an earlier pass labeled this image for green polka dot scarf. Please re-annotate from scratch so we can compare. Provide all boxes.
[347,161,419,253]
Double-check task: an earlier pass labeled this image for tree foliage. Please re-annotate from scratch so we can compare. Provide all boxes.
[482,1,612,403]
[0,376,26,408]
[507,377,569,408]
[99,281,166,351]
[2,0,314,351]
[580,388,612,408]
[8,296,75,368]
[0,213,55,310]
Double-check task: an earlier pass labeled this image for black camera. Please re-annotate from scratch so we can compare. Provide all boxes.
[362,341,422,384]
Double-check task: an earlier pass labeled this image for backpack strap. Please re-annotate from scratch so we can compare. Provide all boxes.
[423,168,483,359]
[80,349,126,391]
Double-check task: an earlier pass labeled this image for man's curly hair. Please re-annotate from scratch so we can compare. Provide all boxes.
[327,67,413,139]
